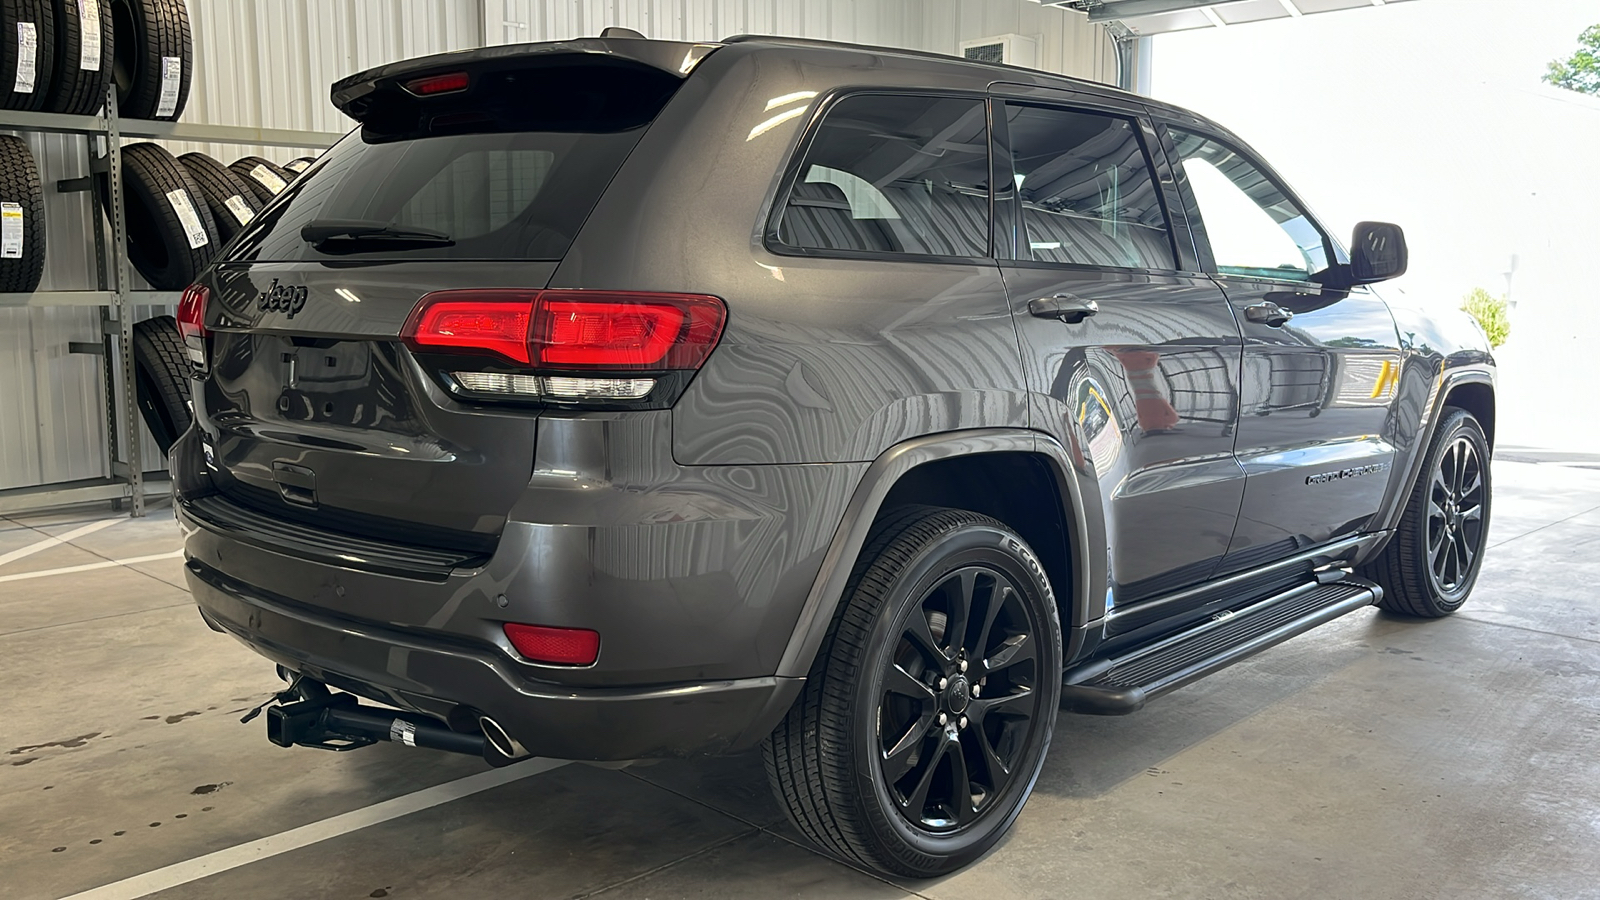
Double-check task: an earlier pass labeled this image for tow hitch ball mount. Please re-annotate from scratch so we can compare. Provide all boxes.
[250,675,492,760]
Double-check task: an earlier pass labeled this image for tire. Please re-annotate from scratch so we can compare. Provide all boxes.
[131,315,190,455]
[0,134,45,292]
[177,152,260,243]
[107,142,217,289]
[764,506,1062,877]
[1359,407,1492,617]
[44,0,113,115]
[229,156,291,204]
[282,156,316,174]
[2,0,55,111]
[109,0,190,120]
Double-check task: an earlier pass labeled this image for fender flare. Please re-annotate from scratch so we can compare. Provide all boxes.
[1371,361,1495,542]
[773,428,1100,679]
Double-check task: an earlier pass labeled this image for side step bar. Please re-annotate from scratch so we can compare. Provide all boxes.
[1060,576,1382,715]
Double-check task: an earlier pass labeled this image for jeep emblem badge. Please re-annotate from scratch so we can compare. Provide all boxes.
[257,278,309,319]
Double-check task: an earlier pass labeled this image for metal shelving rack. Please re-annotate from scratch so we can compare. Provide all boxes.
[0,86,344,516]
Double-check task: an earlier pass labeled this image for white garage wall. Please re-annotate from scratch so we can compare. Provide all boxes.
[1,0,1118,492]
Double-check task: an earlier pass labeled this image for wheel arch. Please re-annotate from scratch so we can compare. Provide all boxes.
[774,429,1096,679]
[1444,380,1495,450]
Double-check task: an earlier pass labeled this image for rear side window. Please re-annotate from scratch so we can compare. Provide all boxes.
[1004,105,1173,270]
[226,64,678,262]
[775,94,990,259]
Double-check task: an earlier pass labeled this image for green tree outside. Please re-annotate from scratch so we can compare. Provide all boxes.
[1461,288,1510,348]
[1544,25,1600,94]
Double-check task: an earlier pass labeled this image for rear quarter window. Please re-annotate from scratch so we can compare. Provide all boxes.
[774,93,991,260]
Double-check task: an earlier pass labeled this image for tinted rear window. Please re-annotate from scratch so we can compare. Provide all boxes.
[226,64,678,262]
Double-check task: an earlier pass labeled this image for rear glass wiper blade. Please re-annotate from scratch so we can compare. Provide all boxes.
[301,220,454,246]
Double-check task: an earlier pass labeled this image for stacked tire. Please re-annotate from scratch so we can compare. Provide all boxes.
[177,152,260,243]
[230,155,292,203]
[109,142,215,290]
[2,0,56,111]
[2,0,188,118]
[0,134,45,292]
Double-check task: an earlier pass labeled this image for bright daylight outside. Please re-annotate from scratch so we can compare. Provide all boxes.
[1152,0,1600,458]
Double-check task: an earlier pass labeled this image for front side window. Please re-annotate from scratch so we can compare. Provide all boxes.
[1005,105,1173,269]
[776,94,990,259]
[1169,129,1329,282]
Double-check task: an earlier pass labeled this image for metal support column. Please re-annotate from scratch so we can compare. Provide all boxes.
[104,86,143,516]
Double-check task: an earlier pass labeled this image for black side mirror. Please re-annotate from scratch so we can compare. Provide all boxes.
[1351,221,1407,284]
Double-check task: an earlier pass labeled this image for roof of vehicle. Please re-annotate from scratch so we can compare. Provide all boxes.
[331,32,1158,118]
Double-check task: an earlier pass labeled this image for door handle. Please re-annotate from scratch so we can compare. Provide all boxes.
[1028,294,1099,323]
[1244,301,1294,327]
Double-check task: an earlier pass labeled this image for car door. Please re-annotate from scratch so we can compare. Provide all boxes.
[991,86,1245,633]
[1155,120,1404,575]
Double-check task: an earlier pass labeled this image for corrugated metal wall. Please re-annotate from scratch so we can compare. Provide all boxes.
[483,0,1118,83]
[2,0,1118,491]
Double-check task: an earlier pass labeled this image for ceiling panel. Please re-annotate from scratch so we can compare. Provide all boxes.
[1070,0,1423,36]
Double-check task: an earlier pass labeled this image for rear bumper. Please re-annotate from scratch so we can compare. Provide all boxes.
[187,557,802,760]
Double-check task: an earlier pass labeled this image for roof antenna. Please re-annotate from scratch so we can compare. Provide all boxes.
[600,26,647,39]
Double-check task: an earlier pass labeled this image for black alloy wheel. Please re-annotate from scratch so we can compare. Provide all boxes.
[878,565,1043,831]
[765,506,1062,877]
[1360,407,1492,617]
[1427,434,1485,597]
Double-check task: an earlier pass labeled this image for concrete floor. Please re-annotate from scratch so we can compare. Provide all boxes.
[4,458,1599,900]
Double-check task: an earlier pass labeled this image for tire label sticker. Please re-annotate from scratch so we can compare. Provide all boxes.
[284,159,310,173]
[15,22,37,94]
[249,164,287,194]
[1,202,22,259]
[156,55,182,117]
[79,0,102,70]
[224,194,254,226]
[165,189,209,249]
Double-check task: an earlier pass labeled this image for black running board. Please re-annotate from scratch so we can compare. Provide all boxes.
[1060,577,1381,715]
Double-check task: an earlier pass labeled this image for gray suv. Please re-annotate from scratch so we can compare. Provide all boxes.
[173,33,1496,876]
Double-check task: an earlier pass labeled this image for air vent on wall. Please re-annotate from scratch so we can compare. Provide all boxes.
[959,34,1039,68]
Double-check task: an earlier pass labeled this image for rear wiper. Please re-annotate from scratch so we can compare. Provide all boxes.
[302,219,454,247]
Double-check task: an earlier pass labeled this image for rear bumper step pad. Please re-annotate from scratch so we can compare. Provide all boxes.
[1060,577,1381,715]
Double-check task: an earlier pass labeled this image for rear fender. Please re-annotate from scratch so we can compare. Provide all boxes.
[773,428,1106,679]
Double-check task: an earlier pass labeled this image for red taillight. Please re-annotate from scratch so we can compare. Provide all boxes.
[177,284,209,366]
[177,284,208,340]
[404,71,469,96]
[503,623,600,666]
[402,293,535,363]
[401,290,726,371]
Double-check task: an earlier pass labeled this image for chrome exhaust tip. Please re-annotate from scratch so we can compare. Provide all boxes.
[479,716,531,763]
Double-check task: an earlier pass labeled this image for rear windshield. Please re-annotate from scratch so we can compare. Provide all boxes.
[226,64,678,262]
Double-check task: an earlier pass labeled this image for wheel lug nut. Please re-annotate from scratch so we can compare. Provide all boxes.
[938,713,947,725]
[938,677,948,690]
[959,716,968,729]
[959,659,968,673]
[972,684,980,697]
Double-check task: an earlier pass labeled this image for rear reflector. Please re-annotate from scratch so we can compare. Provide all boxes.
[176,284,210,365]
[503,623,600,666]
[403,290,726,372]
[404,71,469,96]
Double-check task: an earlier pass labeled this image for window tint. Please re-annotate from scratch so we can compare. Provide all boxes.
[1169,129,1329,282]
[225,63,682,262]
[1005,105,1173,269]
[393,149,554,241]
[776,94,990,258]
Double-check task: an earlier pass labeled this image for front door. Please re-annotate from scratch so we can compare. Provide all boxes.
[993,91,1245,627]
[1159,125,1403,574]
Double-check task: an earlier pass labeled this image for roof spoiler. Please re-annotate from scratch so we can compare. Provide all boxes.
[330,37,721,121]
